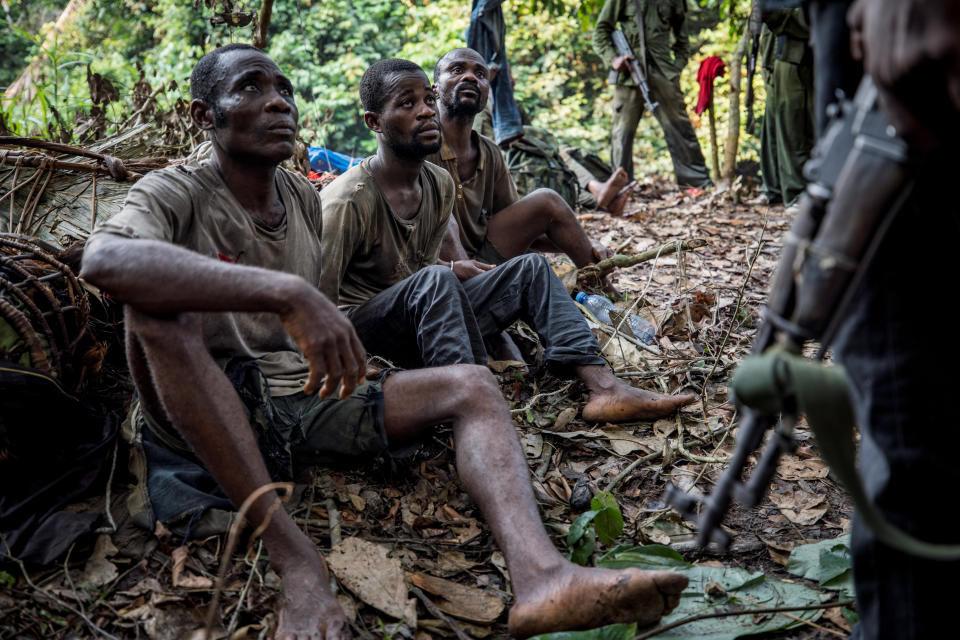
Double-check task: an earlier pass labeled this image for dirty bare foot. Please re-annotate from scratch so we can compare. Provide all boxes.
[605,179,639,217]
[509,565,688,638]
[581,384,696,422]
[594,168,630,210]
[275,555,351,640]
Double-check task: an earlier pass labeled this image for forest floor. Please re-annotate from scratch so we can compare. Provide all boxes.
[0,175,856,640]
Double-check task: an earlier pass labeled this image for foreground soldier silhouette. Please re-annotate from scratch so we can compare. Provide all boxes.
[80,45,688,639]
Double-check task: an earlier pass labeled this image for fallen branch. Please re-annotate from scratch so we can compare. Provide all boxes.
[410,585,472,640]
[564,238,707,293]
[633,599,855,640]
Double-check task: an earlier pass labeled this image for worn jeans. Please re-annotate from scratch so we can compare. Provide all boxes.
[347,254,605,371]
[466,0,524,145]
[832,152,960,640]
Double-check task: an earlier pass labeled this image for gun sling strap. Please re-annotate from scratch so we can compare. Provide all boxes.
[732,347,960,560]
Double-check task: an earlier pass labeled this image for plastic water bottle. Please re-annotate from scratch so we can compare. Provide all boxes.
[575,292,657,345]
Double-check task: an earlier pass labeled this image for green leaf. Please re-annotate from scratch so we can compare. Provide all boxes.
[786,535,854,598]
[530,622,637,640]
[590,492,624,546]
[598,546,825,639]
[570,528,596,566]
[567,509,599,547]
[0,571,15,588]
[597,544,691,570]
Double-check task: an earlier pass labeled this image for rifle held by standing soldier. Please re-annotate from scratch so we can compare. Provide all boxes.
[608,29,659,114]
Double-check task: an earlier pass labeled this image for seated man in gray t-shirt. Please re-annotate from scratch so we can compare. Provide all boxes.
[81,46,687,639]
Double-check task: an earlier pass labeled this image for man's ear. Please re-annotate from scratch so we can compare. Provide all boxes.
[363,110,382,133]
[190,99,216,132]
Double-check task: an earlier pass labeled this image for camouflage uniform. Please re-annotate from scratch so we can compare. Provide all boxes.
[593,0,711,187]
[759,9,814,205]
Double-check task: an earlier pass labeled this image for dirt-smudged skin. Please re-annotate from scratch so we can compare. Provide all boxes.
[508,566,688,638]
[581,383,697,423]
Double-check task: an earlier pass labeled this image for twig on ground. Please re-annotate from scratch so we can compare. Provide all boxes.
[632,599,855,640]
[510,381,575,414]
[0,533,120,640]
[203,481,293,640]
[676,413,730,464]
[701,213,769,399]
[410,585,472,640]
[327,498,342,548]
[604,450,662,493]
[226,539,264,637]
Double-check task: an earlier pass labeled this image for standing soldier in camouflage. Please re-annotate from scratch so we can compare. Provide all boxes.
[594,0,712,188]
[758,8,814,207]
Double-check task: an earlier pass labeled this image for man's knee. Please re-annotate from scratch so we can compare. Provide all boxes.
[443,364,502,406]
[412,264,462,292]
[527,188,571,220]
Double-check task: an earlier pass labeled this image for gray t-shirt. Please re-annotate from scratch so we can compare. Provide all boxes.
[319,158,454,309]
[92,161,324,396]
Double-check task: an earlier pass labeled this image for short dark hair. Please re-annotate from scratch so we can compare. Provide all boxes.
[359,59,426,113]
[433,47,484,82]
[190,43,261,105]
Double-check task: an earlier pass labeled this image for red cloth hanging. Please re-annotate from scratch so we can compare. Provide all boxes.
[695,56,727,115]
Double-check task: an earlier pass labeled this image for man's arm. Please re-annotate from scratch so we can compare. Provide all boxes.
[670,0,691,67]
[593,0,623,68]
[82,234,366,398]
[437,216,496,280]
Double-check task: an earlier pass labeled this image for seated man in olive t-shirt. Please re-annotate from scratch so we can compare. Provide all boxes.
[320,58,695,425]
[81,46,688,640]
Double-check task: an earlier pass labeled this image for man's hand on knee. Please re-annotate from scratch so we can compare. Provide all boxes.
[452,259,496,281]
[279,282,367,399]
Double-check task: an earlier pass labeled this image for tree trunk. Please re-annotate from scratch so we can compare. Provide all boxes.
[722,27,750,182]
[3,0,92,103]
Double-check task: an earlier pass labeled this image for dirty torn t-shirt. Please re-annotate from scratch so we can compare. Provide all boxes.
[319,158,454,309]
[425,130,518,258]
[91,160,323,397]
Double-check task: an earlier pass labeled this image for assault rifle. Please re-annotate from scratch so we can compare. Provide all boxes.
[607,30,659,114]
[665,77,915,548]
[745,0,763,135]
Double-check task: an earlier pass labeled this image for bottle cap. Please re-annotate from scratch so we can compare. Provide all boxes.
[575,292,587,303]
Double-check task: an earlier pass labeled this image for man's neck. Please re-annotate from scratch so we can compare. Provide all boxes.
[210,147,284,227]
[368,145,426,220]
[438,107,477,158]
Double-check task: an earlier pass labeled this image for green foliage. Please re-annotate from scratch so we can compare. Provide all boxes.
[786,534,855,598]
[596,545,827,640]
[566,490,623,565]
[0,570,15,588]
[1,0,763,177]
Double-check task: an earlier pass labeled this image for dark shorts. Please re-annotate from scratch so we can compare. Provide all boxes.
[474,237,507,265]
[128,358,394,539]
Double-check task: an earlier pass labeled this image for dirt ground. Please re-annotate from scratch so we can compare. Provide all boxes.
[0,177,855,640]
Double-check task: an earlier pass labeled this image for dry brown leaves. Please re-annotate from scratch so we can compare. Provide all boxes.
[0,178,852,639]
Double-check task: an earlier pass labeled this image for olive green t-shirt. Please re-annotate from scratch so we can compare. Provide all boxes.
[319,158,455,309]
[425,131,519,259]
[91,161,324,397]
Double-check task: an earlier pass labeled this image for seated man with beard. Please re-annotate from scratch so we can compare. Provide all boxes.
[319,58,695,424]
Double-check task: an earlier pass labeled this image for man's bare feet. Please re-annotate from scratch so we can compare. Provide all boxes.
[274,555,351,640]
[594,168,630,210]
[508,565,688,639]
[582,385,696,422]
[605,179,639,217]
